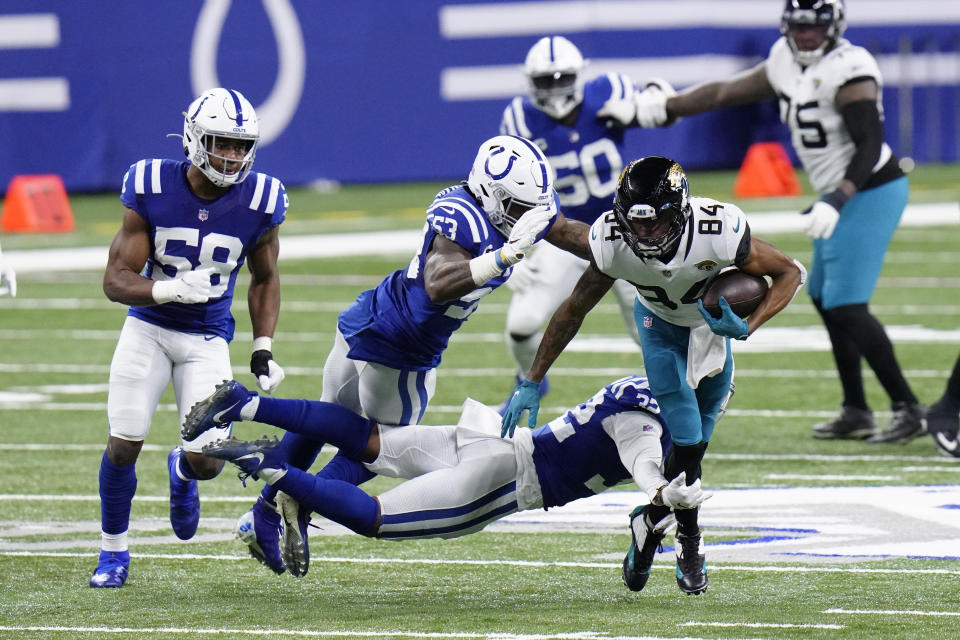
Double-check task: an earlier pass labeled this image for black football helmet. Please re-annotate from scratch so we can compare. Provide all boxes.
[612,156,691,260]
[780,0,846,66]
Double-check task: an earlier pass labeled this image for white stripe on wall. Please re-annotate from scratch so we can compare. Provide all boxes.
[0,14,59,49]
[0,78,69,111]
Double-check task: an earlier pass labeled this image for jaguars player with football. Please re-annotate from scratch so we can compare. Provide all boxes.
[496,35,651,409]
[90,88,288,588]
[501,156,804,594]
[230,134,591,577]
[634,0,923,444]
[184,375,708,576]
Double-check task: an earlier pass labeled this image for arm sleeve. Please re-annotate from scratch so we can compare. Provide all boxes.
[604,412,666,501]
[840,99,884,189]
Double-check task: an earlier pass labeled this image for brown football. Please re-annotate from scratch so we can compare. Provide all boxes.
[700,269,769,319]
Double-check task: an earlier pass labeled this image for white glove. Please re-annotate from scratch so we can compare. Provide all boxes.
[500,206,554,266]
[801,201,840,239]
[152,266,216,304]
[634,78,675,128]
[0,259,16,297]
[597,95,637,126]
[659,472,712,509]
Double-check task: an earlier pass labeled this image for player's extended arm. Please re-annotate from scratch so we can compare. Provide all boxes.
[102,209,160,306]
[528,263,614,383]
[667,63,776,119]
[423,235,481,303]
[736,237,804,335]
[544,212,590,260]
[247,225,285,392]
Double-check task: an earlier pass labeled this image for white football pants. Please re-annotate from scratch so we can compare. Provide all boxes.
[107,316,232,451]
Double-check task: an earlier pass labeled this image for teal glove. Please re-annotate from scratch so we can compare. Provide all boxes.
[500,378,541,438]
[697,297,749,340]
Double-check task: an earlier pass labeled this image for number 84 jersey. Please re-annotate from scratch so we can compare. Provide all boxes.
[587,196,750,327]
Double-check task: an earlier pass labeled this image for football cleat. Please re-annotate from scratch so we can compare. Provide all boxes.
[89,549,130,588]
[675,531,708,595]
[497,374,550,416]
[201,436,283,485]
[811,406,875,440]
[168,447,200,540]
[235,497,286,575]
[622,506,676,592]
[867,402,926,444]
[926,399,960,459]
[276,491,311,578]
[182,379,253,442]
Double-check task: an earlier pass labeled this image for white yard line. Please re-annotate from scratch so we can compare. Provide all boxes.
[825,608,960,617]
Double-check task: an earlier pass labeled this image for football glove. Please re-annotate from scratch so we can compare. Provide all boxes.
[500,377,541,438]
[499,206,553,266]
[698,297,749,340]
[800,200,840,239]
[634,78,675,128]
[0,258,16,297]
[597,94,637,126]
[251,349,285,393]
[152,266,216,304]
[659,472,712,509]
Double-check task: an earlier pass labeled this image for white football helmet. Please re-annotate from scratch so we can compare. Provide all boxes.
[182,88,259,187]
[467,135,556,237]
[524,36,586,120]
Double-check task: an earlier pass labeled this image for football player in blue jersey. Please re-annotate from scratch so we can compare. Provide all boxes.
[633,0,924,444]
[89,88,288,588]
[497,35,656,409]
[228,134,591,577]
[185,375,709,591]
[501,156,805,594]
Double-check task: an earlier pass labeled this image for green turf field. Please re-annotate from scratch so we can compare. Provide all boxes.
[0,165,958,639]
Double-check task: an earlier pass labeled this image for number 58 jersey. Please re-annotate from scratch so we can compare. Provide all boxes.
[587,197,751,327]
[120,159,287,341]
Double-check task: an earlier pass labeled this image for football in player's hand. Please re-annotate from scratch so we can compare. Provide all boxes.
[700,269,769,319]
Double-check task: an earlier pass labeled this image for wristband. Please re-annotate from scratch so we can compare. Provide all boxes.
[820,189,850,211]
[151,279,178,304]
[468,251,505,286]
[253,336,273,352]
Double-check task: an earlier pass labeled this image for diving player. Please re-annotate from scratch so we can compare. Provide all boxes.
[633,0,924,443]
[188,375,709,594]
[501,156,805,595]
[90,88,287,588]
[234,135,591,576]
[497,35,651,408]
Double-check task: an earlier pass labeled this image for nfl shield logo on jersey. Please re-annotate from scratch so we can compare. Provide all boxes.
[198,208,209,221]
[643,316,653,328]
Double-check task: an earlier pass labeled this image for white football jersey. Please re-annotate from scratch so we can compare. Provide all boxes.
[765,37,892,193]
[588,196,748,327]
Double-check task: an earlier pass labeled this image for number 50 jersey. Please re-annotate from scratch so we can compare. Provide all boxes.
[588,197,751,327]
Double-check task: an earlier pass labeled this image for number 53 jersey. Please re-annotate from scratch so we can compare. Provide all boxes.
[120,158,287,341]
[587,197,750,327]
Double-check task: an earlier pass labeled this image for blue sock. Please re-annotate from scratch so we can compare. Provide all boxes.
[98,451,137,535]
[274,467,378,536]
[255,398,374,459]
[259,432,323,503]
[318,451,376,485]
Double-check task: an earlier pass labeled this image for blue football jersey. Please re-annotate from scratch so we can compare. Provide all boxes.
[500,74,634,225]
[120,159,287,341]
[338,184,557,370]
[531,375,671,509]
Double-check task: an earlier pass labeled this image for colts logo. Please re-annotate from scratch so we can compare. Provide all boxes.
[198,208,209,221]
[485,146,516,180]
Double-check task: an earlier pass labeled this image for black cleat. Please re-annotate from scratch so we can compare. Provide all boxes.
[926,399,960,459]
[811,406,876,440]
[622,506,675,592]
[675,531,708,595]
[867,402,926,444]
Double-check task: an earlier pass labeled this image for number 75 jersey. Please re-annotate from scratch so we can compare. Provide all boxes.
[587,197,750,327]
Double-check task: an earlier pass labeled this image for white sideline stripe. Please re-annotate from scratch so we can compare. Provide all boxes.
[681,622,843,630]
[0,628,735,640]
[5,203,957,273]
[0,494,252,503]
[765,474,900,481]
[5,550,960,575]
[825,608,960,617]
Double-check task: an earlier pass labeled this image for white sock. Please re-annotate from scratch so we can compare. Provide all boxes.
[101,531,128,553]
